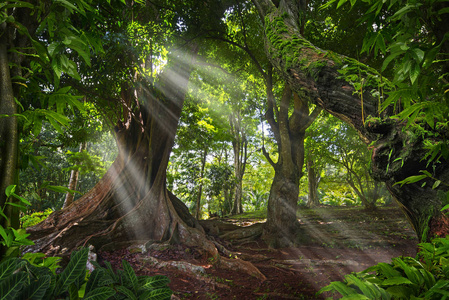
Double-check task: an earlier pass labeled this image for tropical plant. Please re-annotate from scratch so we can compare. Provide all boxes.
[319,236,449,299]
[0,185,34,259]
[0,247,172,300]
[20,209,53,229]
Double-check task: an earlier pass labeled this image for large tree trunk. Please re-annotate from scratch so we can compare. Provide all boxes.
[252,0,449,240]
[27,45,219,258]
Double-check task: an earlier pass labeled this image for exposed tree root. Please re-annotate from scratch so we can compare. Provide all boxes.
[218,256,266,281]
[138,255,231,291]
[253,292,305,299]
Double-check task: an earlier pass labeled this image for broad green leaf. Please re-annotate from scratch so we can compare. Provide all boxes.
[382,276,413,285]
[5,202,26,212]
[5,185,16,198]
[0,226,14,247]
[411,48,425,63]
[420,170,433,177]
[0,272,27,300]
[17,275,51,300]
[122,260,138,290]
[341,295,370,300]
[377,263,402,278]
[82,287,116,300]
[394,175,427,187]
[344,274,379,298]
[393,258,421,285]
[69,282,79,300]
[0,258,21,280]
[433,180,442,189]
[46,185,81,194]
[0,209,8,223]
[382,51,403,71]
[115,285,137,300]
[84,269,103,295]
[337,0,347,9]
[144,288,172,300]
[409,62,420,84]
[54,0,83,14]
[438,7,449,14]
[54,247,89,295]
[141,275,170,290]
[11,193,31,206]
[319,281,358,296]
[386,285,412,298]
[11,228,31,242]
[419,269,436,289]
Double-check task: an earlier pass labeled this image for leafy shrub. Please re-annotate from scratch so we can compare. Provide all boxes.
[319,236,449,299]
[0,247,172,299]
[20,208,53,228]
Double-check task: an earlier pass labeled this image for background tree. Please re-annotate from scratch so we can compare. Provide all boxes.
[26,0,222,256]
[251,0,449,239]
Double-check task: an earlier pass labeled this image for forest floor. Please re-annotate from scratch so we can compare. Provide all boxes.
[98,205,418,299]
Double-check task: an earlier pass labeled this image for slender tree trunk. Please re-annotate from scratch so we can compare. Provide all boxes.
[230,113,247,215]
[63,142,87,209]
[0,22,19,258]
[307,158,320,207]
[0,22,19,228]
[195,147,207,219]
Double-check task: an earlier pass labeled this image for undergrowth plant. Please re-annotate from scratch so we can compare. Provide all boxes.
[0,185,35,259]
[319,236,449,299]
[20,208,53,228]
[0,247,172,300]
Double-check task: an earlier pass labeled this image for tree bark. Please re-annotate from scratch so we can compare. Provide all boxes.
[307,158,320,207]
[252,0,449,239]
[0,22,19,231]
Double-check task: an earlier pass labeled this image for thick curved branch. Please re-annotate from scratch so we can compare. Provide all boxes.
[262,8,380,142]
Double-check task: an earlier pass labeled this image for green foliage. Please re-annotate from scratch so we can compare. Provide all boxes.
[0,247,172,300]
[64,150,106,177]
[319,236,449,299]
[20,209,53,229]
[0,186,35,259]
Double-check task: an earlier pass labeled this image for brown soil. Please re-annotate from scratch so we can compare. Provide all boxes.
[98,205,418,299]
